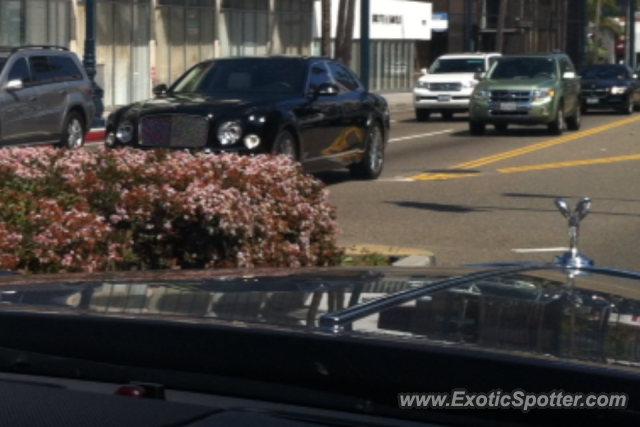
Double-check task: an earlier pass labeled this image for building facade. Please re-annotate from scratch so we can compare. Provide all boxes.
[420,0,591,70]
[0,0,316,108]
[0,0,435,109]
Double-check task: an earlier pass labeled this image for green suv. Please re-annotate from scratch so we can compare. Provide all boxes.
[468,53,581,136]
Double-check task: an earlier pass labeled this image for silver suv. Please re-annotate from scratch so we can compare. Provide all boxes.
[0,45,96,148]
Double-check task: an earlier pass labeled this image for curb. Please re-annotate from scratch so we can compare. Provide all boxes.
[86,128,105,143]
[344,244,436,267]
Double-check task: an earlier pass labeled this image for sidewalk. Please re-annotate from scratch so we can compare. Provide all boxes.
[86,91,414,141]
[376,91,413,112]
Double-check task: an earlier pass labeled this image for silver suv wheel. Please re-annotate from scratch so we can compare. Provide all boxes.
[59,112,85,148]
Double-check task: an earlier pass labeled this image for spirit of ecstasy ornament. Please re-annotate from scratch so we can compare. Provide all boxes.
[554,197,594,269]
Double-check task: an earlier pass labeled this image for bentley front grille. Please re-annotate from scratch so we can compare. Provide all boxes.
[139,115,209,148]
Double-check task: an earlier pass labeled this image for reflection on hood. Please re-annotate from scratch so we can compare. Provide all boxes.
[1,266,640,370]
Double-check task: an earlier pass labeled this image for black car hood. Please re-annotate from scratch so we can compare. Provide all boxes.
[2,265,640,373]
[121,93,284,116]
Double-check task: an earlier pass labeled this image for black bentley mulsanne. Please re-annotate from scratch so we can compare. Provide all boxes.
[578,64,640,114]
[105,56,390,179]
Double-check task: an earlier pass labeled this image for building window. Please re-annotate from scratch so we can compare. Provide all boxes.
[0,0,70,47]
[220,0,269,57]
[156,0,216,86]
[272,0,313,55]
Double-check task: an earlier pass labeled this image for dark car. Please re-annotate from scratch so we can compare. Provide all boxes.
[578,64,640,114]
[105,56,390,179]
[0,45,97,148]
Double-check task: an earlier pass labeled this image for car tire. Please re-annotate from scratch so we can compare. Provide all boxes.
[494,123,508,132]
[566,106,581,131]
[441,111,454,121]
[271,130,298,161]
[415,109,431,122]
[547,105,565,136]
[634,101,640,112]
[58,112,85,148]
[469,121,486,136]
[349,124,384,180]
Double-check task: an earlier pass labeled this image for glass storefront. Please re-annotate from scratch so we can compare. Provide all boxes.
[156,0,215,85]
[1,0,411,109]
[0,0,70,46]
[219,0,269,57]
[92,0,151,108]
[312,39,416,91]
[272,0,313,55]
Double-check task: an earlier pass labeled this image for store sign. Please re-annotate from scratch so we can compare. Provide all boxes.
[432,12,448,32]
[372,14,403,24]
[313,0,432,40]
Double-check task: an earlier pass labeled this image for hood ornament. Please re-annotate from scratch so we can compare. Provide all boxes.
[553,198,594,269]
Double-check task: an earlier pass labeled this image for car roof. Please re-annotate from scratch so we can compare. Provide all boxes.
[210,55,331,62]
[437,52,501,59]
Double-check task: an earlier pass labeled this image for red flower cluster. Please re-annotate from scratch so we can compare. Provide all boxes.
[0,147,343,273]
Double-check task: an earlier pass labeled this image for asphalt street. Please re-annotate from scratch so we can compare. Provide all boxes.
[318,108,640,271]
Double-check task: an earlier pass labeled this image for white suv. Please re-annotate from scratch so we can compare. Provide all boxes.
[414,52,501,121]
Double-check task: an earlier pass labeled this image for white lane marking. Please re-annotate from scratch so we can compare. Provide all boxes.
[511,247,569,253]
[389,129,454,143]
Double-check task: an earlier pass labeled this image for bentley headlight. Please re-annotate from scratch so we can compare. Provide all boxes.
[116,121,134,143]
[533,89,555,100]
[611,86,627,95]
[217,121,242,146]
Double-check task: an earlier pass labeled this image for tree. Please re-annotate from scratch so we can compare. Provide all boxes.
[321,0,332,57]
[342,0,356,66]
[587,0,623,64]
[334,0,349,63]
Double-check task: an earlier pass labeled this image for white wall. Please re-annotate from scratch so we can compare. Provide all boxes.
[312,0,432,40]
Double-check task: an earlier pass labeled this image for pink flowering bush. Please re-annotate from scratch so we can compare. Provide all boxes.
[0,147,343,273]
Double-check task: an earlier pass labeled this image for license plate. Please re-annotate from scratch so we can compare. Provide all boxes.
[587,97,599,104]
[500,102,518,111]
[438,95,452,102]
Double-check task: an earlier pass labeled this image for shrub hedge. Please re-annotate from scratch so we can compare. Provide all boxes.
[0,147,343,273]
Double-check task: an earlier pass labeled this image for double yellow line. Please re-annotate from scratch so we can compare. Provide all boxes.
[411,115,640,181]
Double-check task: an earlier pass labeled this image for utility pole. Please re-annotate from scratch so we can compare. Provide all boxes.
[495,0,508,53]
[360,0,370,90]
[592,0,602,64]
[83,0,104,127]
[628,0,637,69]
[464,0,473,52]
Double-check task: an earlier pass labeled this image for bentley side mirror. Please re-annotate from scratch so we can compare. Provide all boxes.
[5,79,23,91]
[316,83,340,96]
[153,83,168,96]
